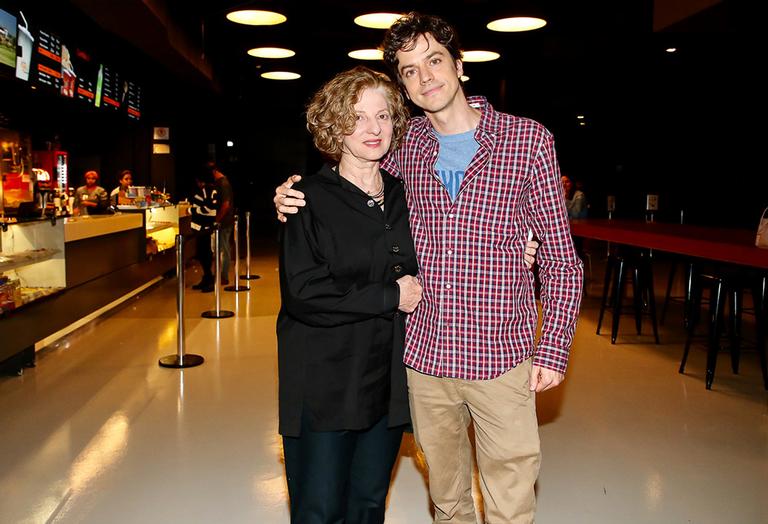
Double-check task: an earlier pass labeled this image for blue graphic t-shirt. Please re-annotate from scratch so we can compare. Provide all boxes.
[434,129,480,202]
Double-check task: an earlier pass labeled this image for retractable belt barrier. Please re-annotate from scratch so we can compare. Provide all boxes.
[159,234,205,368]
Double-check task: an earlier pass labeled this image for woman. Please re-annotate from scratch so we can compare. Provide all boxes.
[110,169,135,205]
[74,170,109,215]
[562,174,587,218]
[278,66,421,523]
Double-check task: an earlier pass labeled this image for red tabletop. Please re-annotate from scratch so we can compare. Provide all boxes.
[570,219,768,269]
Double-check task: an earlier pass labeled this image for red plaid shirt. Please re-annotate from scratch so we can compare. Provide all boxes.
[382,96,583,379]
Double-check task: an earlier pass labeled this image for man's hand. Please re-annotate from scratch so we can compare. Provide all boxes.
[274,174,306,222]
[524,240,539,269]
[396,275,422,313]
[529,365,564,393]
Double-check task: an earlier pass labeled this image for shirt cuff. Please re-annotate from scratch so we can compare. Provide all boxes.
[385,281,400,314]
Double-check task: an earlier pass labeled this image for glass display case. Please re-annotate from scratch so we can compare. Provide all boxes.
[0,219,66,315]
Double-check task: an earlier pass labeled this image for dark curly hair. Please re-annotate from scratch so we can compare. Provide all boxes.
[306,66,409,162]
[382,12,462,85]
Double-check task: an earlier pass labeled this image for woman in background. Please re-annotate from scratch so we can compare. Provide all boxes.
[110,169,135,205]
[74,170,109,215]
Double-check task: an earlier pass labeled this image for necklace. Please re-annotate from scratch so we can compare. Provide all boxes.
[340,166,384,208]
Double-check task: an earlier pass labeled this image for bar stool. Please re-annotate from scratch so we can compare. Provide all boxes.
[596,249,660,344]
[660,257,696,329]
[679,270,768,390]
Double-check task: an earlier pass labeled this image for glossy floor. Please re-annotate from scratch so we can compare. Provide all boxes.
[1,247,766,523]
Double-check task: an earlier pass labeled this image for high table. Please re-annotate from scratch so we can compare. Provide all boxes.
[570,218,767,389]
[569,219,768,269]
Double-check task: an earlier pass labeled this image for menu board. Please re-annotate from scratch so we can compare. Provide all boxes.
[34,28,62,91]
[98,63,122,111]
[2,6,143,121]
[0,8,17,71]
[72,47,97,105]
[125,79,141,120]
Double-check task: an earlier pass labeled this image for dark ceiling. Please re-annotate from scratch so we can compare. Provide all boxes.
[69,0,741,119]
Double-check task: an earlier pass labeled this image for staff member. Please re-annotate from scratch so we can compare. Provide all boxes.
[74,170,109,216]
[110,169,136,205]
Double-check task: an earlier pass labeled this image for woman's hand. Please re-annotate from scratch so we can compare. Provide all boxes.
[274,175,306,222]
[524,240,539,269]
[396,275,422,313]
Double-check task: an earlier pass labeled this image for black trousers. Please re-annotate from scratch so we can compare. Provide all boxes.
[194,230,213,280]
[283,414,404,524]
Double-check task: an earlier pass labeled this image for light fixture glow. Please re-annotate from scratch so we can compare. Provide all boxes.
[226,141,234,147]
[248,47,296,59]
[579,122,586,126]
[460,75,470,82]
[226,10,286,26]
[487,17,547,32]
[348,49,384,60]
[666,47,677,53]
[261,71,301,80]
[354,13,403,29]
[462,51,500,63]
[577,115,585,119]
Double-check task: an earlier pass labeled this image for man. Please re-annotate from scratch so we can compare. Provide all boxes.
[275,13,583,523]
[189,174,218,291]
[208,162,234,286]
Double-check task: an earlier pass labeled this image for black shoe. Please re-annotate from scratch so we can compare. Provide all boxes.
[201,285,214,293]
[192,278,213,290]
[221,278,230,286]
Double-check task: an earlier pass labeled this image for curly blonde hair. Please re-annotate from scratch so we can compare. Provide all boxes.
[306,66,409,162]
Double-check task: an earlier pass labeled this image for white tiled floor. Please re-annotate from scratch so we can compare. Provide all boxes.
[1,246,766,523]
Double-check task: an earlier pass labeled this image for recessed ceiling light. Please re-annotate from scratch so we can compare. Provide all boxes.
[579,122,586,126]
[487,17,547,32]
[348,49,384,60]
[226,141,234,147]
[226,10,286,26]
[462,51,500,63]
[261,71,301,80]
[354,13,403,29]
[666,47,677,53]
[460,75,470,82]
[577,115,585,119]
[248,47,296,59]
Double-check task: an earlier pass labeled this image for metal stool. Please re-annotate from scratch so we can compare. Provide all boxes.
[679,271,768,390]
[596,250,660,344]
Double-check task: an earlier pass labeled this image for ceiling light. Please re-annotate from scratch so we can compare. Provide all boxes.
[487,17,547,32]
[666,47,677,53]
[579,122,586,126]
[462,51,500,63]
[460,75,470,82]
[248,47,296,59]
[226,141,234,147]
[354,13,403,29]
[348,49,383,60]
[577,115,585,119]
[226,10,286,26]
[261,71,301,80]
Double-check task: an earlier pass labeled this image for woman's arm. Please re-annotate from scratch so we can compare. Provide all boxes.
[279,201,400,327]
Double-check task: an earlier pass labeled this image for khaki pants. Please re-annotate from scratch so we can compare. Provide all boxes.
[407,359,540,524]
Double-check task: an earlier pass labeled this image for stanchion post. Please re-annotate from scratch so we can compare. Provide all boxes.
[226,215,249,292]
[202,224,234,318]
[241,211,260,281]
[160,234,204,368]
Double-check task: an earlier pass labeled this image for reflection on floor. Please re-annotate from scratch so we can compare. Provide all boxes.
[1,244,766,523]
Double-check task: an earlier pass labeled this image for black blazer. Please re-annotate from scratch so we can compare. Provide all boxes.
[277,164,418,437]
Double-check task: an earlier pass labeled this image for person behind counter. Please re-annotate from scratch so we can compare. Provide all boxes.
[110,170,136,206]
[74,170,109,216]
